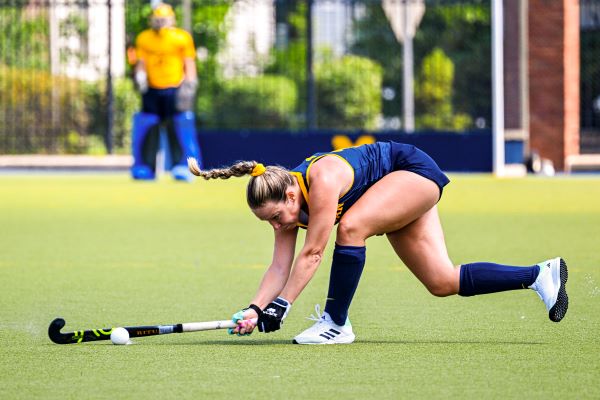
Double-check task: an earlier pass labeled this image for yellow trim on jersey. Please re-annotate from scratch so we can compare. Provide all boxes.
[290,171,309,207]
[305,155,326,187]
[290,171,309,229]
[305,154,355,199]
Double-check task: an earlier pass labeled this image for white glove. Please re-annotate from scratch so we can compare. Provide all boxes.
[134,70,148,94]
[176,79,198,112]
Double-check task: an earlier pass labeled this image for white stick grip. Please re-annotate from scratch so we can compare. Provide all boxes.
[181,318,258,332]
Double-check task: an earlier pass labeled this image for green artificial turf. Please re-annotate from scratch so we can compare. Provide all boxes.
[1,174,599,399]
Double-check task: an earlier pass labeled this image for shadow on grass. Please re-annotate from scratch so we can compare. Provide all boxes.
[148,338,546,346]
[357,339,546,345]
[149,339,292,346]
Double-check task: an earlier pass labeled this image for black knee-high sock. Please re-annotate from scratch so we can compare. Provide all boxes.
[459,262,540,296]
[324,244,366,325]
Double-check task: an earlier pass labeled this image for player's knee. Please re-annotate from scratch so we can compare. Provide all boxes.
[425,277,456,297]
[336,217,367,243]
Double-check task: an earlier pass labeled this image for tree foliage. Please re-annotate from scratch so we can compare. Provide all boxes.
[266,0,308,120]
[212,75,298,129]
[350,3,403,119]
[414,2,491,126]
[0,7,49,70]
[316,55,383,130]
[190,1,231,127]
[352,1,491,130]
[415,48,471,130]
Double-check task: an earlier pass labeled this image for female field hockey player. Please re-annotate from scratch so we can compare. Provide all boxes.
[187,141,569,344]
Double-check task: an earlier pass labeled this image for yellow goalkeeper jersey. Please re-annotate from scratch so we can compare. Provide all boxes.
[135,27,196,89]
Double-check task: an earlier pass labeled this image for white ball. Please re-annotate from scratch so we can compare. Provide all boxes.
[110,327,131,345]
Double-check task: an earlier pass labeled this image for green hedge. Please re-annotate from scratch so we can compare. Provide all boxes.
[315,55,383,130]
[0,66,138,154]
[0,66,89,154]
[0,7,49,70]
[84,78,140,154]
[211,75,297,129]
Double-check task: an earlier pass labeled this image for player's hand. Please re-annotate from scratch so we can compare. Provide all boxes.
[228,307,259,336]
[258,297,291,333]
[175,79,198,112]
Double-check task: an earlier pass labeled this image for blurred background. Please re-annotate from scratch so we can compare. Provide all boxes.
[0,0,596,172]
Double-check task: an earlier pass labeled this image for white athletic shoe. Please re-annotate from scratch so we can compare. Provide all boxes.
[529,257,569,322]
[292,305,355,345]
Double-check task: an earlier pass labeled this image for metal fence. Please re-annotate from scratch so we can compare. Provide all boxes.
[1,0,495,155]
[581,0,600,153]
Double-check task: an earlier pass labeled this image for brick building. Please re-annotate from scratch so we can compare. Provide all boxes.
[528,0,580,171]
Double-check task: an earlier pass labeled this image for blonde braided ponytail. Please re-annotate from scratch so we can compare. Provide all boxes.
[187,157,256,180]
[187,157,295,209]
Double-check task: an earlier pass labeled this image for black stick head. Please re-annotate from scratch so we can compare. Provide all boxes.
[48,318,71,344]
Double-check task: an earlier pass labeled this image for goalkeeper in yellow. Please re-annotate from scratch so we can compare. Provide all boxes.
[131,3,202,181]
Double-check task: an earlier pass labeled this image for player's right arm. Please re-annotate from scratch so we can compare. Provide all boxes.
[230,226,298,335]
[251,226,298,308]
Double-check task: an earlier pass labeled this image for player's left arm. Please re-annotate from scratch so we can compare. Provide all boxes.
[175,31,198,112]
[183,58,196,82]
[182,31,197,82]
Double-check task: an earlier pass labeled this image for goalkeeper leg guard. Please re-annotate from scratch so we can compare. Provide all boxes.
[131,112,160,180]
[171,111,202,182]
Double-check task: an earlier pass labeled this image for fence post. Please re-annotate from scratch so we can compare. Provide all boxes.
[306,0,316,130]
[183,0,192,32]
[402,1,415,132]
[492,0,504,176]
[105,0,115,154]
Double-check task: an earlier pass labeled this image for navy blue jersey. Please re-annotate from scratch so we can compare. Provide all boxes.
[290,141,449,228]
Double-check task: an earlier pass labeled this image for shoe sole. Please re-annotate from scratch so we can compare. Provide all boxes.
[292,335,355,345]
[549,258,569,322]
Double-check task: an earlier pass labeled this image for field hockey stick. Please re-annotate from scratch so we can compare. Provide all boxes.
[48,317,258,344]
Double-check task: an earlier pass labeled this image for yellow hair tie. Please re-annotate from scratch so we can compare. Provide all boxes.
[251,163,266,177]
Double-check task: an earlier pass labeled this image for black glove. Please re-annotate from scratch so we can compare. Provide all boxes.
[257,297,291,333]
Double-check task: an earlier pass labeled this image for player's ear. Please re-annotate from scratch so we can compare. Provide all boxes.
[286,189,296,203]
